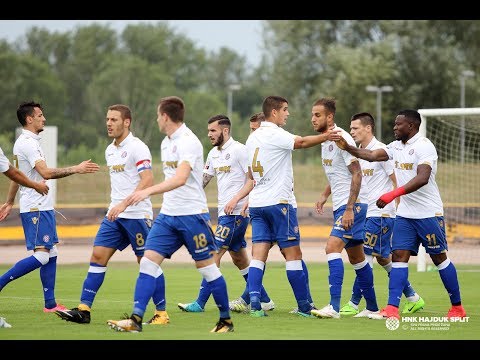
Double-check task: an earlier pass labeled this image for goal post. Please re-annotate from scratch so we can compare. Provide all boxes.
[416,108,480,271]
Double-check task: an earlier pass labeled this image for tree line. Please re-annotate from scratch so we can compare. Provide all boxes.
[0,20,478,165]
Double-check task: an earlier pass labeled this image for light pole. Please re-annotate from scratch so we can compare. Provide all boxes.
[227,84,241,120]
[365,85,393,142]
[460,70,474,164]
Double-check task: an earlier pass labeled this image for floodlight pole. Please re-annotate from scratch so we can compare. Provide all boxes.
[460,70,474,164]
[227,84,241,120]
[366,85,393,142]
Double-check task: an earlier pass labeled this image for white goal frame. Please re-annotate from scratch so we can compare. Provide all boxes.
[416,108,480,271]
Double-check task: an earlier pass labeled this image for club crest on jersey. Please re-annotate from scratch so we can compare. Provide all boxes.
[172,145,177,153]
[225,153,230,160]
[382,226,389,234]
[43,235,50,243]
[409,149,415,155]
[329,144,334,151]
[32,217,39,225]
[355,205,361,213]
[122,151,127,158]
[281,207,288,216]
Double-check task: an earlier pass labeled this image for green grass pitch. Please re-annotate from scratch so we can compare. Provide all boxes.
[0,262,478,340]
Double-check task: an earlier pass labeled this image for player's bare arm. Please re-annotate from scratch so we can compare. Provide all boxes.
[107,168,154,221]
[4,165,49,195]
[377,164,432,208]
[388,172,401,208]
[294,128,342,149]
[203,173,213,189]
[336,137,389,162]
[343,160,362,230]
[108,162,191,221]
[224,171,254,215]
[35,159,100,179]
[315,184,331,215]
[0,179,19,221]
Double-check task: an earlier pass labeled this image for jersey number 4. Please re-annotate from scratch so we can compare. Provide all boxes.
[251,147,264,177]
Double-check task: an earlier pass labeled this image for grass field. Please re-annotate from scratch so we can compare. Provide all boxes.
[0,261,478,341]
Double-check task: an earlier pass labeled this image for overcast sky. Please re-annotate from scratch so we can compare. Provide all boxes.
[0,20,263,66]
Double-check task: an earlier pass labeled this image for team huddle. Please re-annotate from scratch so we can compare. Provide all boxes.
[0,96,466,332]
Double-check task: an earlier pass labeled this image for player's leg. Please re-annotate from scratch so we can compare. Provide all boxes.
[423,216,466,318]
[107,214,174,332]
[41,246,66,312]
[369,216,414,320]
[346,243,379,318]
[179,213,233,332]
[288,207,314,310]
[0,211,52,308]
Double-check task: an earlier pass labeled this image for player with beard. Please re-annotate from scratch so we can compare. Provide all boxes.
[178,114,274,313]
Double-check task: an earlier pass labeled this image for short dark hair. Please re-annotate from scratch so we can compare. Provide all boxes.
[108,104,132,123]
[208,114,231,128]
[249,112,265,123]
[158,96,185,123]
[262,96,288,118]
[351,112,375,133]
[398,109,421,127]
[17,101,42,126]
[313,97,336,116]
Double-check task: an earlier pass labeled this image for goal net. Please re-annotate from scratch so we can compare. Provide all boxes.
[416,108,480,271]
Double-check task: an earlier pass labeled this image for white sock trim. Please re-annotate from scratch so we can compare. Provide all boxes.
[198,263,222,282]
[286,260,303,271]
[250,259,265,271]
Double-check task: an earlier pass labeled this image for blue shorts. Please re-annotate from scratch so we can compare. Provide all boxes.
[249,203,299,249]
[215,215,248,252]
[331,203,367,249]
[275,207,300,250]
[145,213,217,261]
[363,216,394,258]
[392,216,448,256]
[20,210,58,251]
[94,217,152,257]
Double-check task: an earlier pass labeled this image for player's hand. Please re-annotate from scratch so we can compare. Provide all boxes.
[0,202,13,221]
[342,208,354,230]
[107,201,127,221]
[376,198,387,208]
[76,159,101,174]
[315,195,328,215]
[240,201,249,217]
[34,180,49,196]
[126,189,149,206]
[326,129,342,141]
[335,137,349,150]
[224,198,238,215]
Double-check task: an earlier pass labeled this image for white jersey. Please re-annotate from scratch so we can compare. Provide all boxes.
[246,121,295,207]
[106,132,153,220]
[0,146,10,173]
[321,125,365,211]
[13,129,53,213]
[385,132,443,219]
[358,137,396,218]
[204,137,248,217]
[160,123,209,216]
